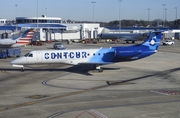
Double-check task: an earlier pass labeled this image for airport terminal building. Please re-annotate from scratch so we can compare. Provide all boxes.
[0,19,7,26]
[1,16,180,41]
[15,16,103,42]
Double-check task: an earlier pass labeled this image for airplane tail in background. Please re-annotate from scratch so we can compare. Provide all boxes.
[16,29,34,45]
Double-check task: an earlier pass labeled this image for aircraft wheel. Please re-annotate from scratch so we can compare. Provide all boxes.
[100,69,103,72]
[21,68,25,72]
[97,68,103,73]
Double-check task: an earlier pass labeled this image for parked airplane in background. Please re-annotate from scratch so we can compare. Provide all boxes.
[0,29,34,48]
[10,31,162,72]
[99,32,148,43]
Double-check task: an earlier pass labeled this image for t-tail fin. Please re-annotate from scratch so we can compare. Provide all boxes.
[141,31,163,51]
[16,29,34,45]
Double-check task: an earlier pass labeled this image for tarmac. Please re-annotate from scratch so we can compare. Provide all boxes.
[0,40,180,118]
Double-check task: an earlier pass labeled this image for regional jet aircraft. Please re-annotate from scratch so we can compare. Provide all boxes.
[0,29,34,48]
[10,31,162,72]
[99,32,148,43]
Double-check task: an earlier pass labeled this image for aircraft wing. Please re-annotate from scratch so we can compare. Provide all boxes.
[78,62,113,65]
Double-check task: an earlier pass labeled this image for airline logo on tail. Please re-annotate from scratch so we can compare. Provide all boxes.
[16,29,34,45]
[149,37,156,45]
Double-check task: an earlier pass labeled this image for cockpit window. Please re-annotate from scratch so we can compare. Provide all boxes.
[28,54,33,57]
[24,53,30,57]
[24,53,33,57]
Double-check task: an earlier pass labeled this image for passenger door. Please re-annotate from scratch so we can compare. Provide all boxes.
[36,51,41,63]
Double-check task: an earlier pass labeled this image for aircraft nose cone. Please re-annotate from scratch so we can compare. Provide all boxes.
[10,60,16,65]
[10,58,24,68]
[10,58,20,65]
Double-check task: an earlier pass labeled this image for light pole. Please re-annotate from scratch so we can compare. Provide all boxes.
[162,4,166,27]
[175,7,177,25]
[15,4,18,31]
[91,1,96,23]
[147,8,150,23]
[37,0,39,29]
[45,7,47,16]
[15,4,18,19]
[118,0,122,33]
[165,8,167,27]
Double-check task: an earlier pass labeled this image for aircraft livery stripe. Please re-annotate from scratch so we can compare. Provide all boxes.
[88,48,115,63]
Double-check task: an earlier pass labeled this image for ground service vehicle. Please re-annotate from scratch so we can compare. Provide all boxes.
[0,48,21,59]
[53,42,66,50]
[163,40,174,45]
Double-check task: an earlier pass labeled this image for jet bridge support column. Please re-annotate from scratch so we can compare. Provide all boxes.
[45,29,52,42]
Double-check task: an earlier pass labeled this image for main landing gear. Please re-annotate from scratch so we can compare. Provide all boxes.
[95,66,103,72]
[21,67,25,72]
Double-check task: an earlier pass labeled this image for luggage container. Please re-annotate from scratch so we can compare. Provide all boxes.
[0,48,21,59]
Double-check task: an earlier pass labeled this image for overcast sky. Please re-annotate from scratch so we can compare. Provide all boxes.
[0,0,179,22]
